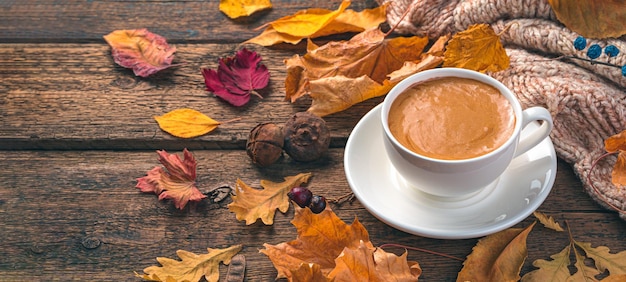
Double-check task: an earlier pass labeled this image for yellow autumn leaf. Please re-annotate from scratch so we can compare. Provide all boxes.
[136,244,242,282]
[458,222,536,282]
[245,1,386,46]
[521,245,572,282]
[154,108,220,138]
[532,211,564,232]
[443,23,510,73]
[219,0,272,19]
[574,240,626,275]
[547,0,626,38]
[227,173,312,225]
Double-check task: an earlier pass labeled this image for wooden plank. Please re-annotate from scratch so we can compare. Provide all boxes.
[0,43,382,150]
[0,0,379,43]
[0,150,624,281]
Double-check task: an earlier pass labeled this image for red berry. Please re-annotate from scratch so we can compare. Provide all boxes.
[288,187,312,208]
[309,195,326,214]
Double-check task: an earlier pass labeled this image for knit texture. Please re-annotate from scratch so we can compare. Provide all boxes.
[378,0,626,219]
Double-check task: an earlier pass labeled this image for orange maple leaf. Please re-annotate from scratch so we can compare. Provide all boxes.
[227,173,312,225]
[604,130,626,188]
[135,149,206,210]
[261,207,421,281]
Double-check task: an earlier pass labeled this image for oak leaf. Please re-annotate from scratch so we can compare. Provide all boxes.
[570,244,602,281]
[103,29,176,77]
[136,244,242,282]
[574,240,626,275]
[227,173,312,225]
[261,207,421,281]
[443,23,510,73]
[202,48,269,107]
[285,28,430,116]
[219,0,272,19]
[457,222,536,282]
[246,1,387,46]
[521,245,572,282]
[604,130,626,188]
[547,0,626,38]
[533,211,564,232]
[135,149,206,210]
[154,108,220,138]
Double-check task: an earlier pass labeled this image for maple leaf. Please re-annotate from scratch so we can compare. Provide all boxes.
[533,211,564,232]
[135,149,206,210]
[261,207,421,281]
[443,23,510,73]
[103,29,176,77]
[547,0,626,38]
[154,108,220,138]
[457,222,535,282]
[604,130,626,188]
[521,245,572,282]
[227,173,312,225]
[328,241,421,281]
[219,0,272,19]
[285,28,432,116]
[245,1,387,46]
[202,48,269,107]
[136,244,242,282]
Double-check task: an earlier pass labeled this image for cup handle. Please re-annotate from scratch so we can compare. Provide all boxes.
[514,107,553,158]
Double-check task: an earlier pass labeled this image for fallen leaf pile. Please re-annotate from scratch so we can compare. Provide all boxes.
[136,244,242,282]
[136,149,206,210]
[245,0,387,46]
[103,29,177,77]
[261,207,421,281]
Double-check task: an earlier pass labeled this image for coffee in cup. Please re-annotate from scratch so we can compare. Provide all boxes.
[381,68,553,198]
[387,76,515,160]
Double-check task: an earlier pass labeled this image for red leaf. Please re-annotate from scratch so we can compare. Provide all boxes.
[103,29,177,77]
[202,48,270,106]
[135,149,206,209]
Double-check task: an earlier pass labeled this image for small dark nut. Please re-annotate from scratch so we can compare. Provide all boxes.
[283,112,330,162]
[246,123,284,167]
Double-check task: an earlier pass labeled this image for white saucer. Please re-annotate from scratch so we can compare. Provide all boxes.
[344,104,557,239]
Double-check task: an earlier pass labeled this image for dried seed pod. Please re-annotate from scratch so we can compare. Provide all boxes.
[246,123,284,167]
[283,112,330,162]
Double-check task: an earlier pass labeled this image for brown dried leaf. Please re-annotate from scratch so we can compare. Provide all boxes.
[285,28,429,116]
[457,222,536,282]
[547,0,626,38]
[574,240,626,275]
[227,173,312,225]
[605,130,626,188]
[533,211,564,232]
[443,23,510,73]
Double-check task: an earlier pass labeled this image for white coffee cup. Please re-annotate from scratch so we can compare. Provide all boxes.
[381,68,553,198]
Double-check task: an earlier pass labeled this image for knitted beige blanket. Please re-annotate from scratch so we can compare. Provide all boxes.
[378,0,626,219]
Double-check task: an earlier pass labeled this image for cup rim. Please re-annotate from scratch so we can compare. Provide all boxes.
[381,68,523,164]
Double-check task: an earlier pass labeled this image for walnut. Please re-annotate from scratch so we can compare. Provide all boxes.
[246,123,284,167]
[283,112,330,162]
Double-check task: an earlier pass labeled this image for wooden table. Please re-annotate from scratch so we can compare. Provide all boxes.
[1,1,624,281]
